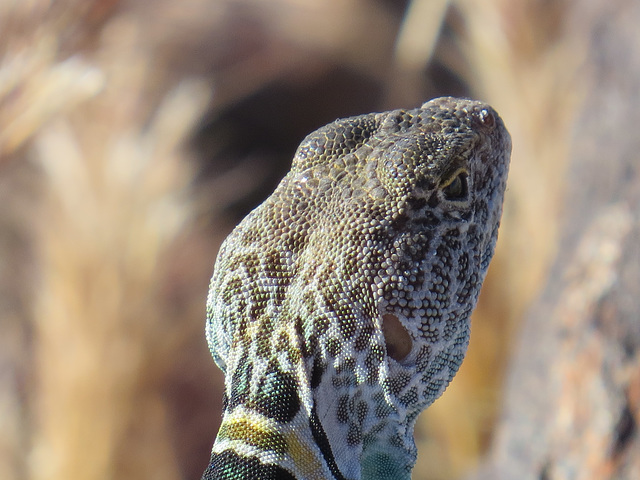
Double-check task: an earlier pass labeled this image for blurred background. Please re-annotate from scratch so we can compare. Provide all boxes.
[1,0,638,479]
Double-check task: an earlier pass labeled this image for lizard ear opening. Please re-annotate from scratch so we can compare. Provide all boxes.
[382,313,412,362]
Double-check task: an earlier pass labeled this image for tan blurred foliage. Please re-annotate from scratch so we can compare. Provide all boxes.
[0,0,588,479]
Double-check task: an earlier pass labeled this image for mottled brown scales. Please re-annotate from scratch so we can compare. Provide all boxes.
[203,97,511,480]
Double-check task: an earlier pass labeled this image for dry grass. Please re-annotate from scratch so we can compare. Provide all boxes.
[1,2,215,479]
[0,0,589,479]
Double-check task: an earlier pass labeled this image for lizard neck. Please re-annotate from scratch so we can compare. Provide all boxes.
[206,304,470,480]
[207,353,418,480]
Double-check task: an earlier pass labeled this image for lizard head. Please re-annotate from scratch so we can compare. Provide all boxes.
[206,97,510,479]
[284,96,510,391]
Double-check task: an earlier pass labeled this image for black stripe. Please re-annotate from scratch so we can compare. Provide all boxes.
[202,450,296,480]
[309,405,348,480]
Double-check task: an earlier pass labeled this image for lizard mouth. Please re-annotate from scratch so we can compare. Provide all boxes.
[381,313,413,362]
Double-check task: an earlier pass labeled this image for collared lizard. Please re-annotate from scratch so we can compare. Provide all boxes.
[202,96,511,479]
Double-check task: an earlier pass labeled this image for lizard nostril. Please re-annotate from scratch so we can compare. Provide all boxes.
[476,108,495,129]
[382,313,412,362]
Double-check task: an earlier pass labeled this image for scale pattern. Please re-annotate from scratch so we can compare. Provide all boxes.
[203,97,511,480]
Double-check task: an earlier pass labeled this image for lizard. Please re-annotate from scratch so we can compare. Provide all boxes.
[202,96,511,480]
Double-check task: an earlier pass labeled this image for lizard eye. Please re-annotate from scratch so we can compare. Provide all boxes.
[442,171,468,201]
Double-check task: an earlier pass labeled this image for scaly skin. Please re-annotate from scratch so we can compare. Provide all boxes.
[203,97,511,480]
